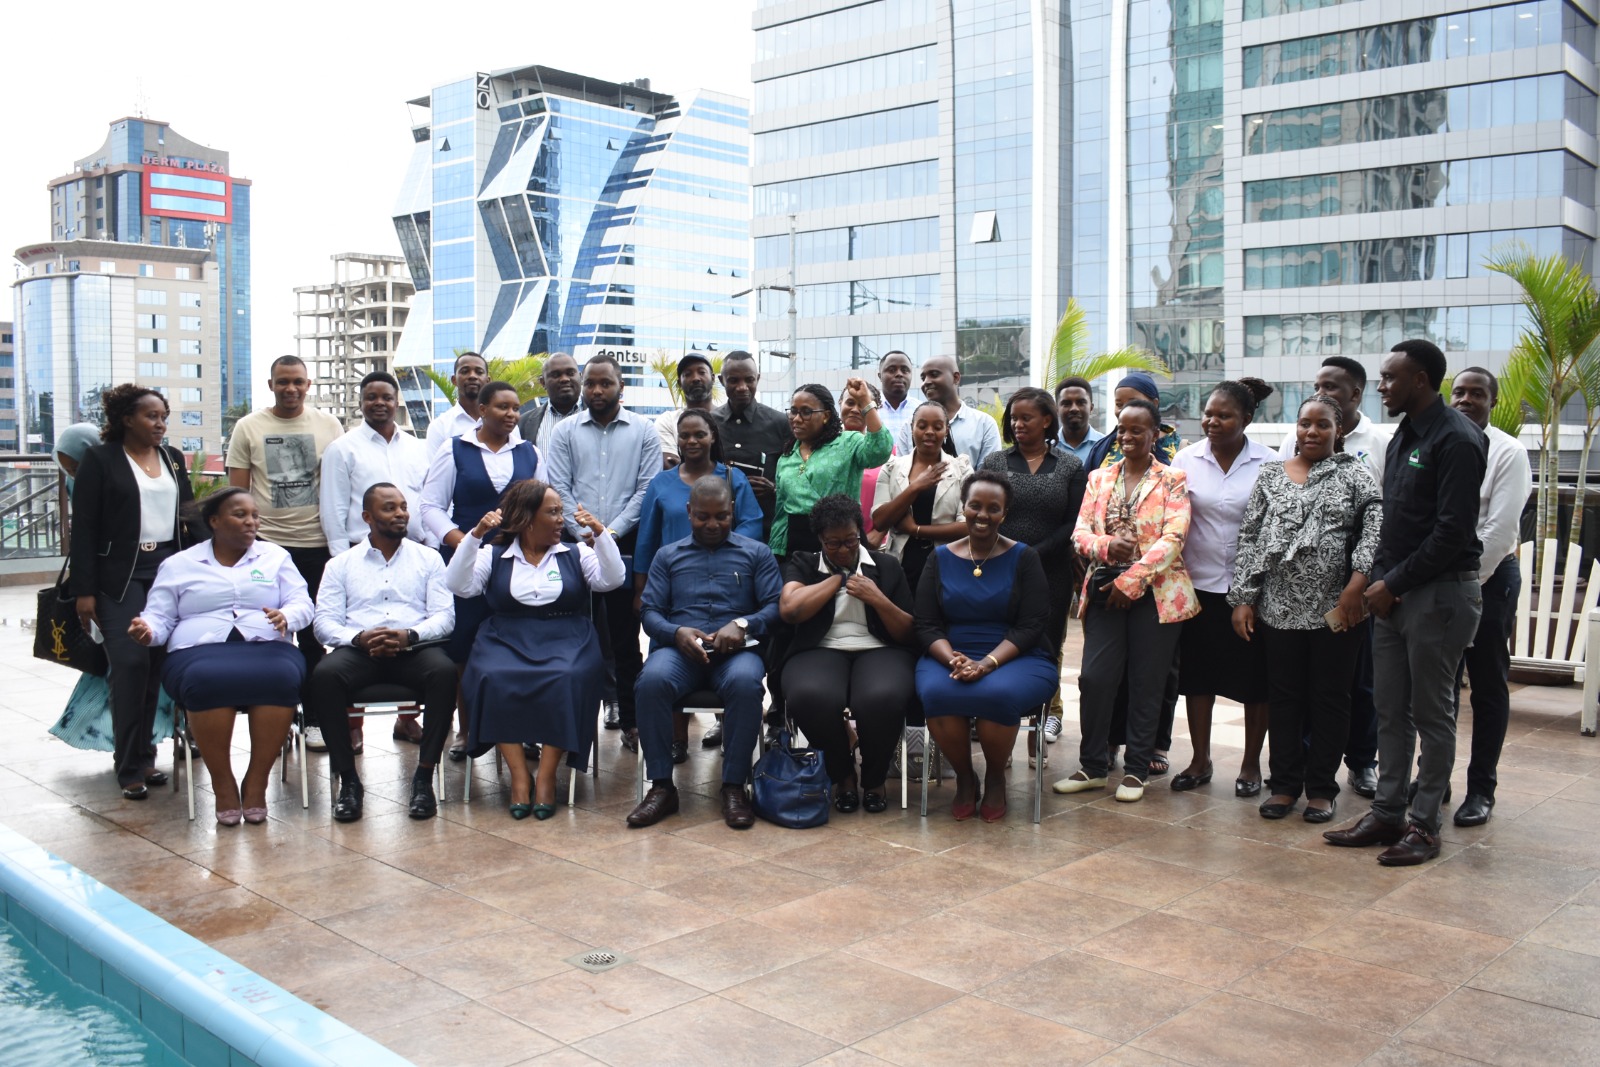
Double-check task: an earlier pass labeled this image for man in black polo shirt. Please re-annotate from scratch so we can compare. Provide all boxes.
[711,350,792,536]
[1324,339,1486,866]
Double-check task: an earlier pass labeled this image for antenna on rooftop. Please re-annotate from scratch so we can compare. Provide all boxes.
[134,77,149,118]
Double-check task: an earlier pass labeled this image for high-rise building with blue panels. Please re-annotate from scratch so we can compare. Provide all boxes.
[753,0,1598,429]
[46,119,252,422]
[390,66,751,430]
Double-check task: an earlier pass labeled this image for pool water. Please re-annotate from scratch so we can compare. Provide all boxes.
[0,920,177,1066]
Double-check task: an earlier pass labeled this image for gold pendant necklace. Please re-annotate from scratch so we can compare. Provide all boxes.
[973,540,995,578]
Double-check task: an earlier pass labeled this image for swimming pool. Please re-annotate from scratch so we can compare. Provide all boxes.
[0,820,412,1066]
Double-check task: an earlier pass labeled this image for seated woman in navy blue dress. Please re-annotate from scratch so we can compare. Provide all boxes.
[445,478,626,820]
[128,488,314,826]
[914,470,1059,822]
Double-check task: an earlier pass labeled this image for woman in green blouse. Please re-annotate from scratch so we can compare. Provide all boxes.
[771,377,894,558]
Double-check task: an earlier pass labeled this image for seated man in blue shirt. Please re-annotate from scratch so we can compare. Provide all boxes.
[627,477,783,830]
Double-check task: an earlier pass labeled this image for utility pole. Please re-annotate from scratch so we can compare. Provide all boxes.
[787,213,798,397]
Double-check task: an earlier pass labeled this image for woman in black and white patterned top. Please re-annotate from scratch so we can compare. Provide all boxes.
[1228,395,1382,825]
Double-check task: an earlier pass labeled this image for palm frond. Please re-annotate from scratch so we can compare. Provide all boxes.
[421,368,456,406]
[1041,298,1170,387]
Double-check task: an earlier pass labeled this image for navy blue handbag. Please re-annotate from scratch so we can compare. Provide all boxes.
[751,729,831,828]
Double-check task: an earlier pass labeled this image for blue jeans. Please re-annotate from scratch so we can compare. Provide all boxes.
[636,648,766,783]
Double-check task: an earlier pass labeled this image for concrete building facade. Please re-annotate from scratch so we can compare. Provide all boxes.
[296,253,415,428]
[0,323,14,451]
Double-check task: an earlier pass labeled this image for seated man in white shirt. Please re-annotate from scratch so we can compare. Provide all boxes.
[309,483,456,822]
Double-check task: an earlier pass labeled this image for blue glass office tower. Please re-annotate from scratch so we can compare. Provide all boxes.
[754,0,1599,430]
[391,65,751,429]
[47,119,252,422]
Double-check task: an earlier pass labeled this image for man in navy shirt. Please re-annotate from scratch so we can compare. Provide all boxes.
[1325,339,1486,866]
[627,477,782,830]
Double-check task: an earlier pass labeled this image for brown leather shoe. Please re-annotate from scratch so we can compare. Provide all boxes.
[1322,811,1406,848]
[392,714,423,744]
[626,784,679,828]
[1377,824,1442,867]
[721,785,755,830]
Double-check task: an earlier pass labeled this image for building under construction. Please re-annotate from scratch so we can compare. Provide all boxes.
[296,252,415,427]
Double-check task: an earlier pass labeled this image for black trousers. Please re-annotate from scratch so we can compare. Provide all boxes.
[1263,623,1360,801]
[308,645,458,776]
[97,552,168,787]
[1343,618,1378,772]
[285,545,330,721]
[1109,652,1178,752]
[1455,555,1520,799]
[782,646,915,790]
[594,583,642,731]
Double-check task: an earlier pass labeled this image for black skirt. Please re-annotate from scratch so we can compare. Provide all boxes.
[162,640,307,709]
[1177,589,1269,703]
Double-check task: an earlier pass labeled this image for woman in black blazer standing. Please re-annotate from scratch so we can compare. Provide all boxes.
[68,384,196,799]
[776,494,917,814]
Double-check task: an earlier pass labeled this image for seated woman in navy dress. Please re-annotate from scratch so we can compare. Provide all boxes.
[914,470,1059,822]
[445,478,626,820]
[128,487,314,826]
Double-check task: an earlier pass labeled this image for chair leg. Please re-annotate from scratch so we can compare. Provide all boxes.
[179,706,195,822]
[1032,707,1045,824]
[919,725,930,818]
[463,751,473,803]
[568,767,577,808]
[899,731,908,811]
[298,711,310,810]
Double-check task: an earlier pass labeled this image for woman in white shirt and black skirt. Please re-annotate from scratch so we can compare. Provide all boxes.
[68,385,196,800]
[129,487,314,825]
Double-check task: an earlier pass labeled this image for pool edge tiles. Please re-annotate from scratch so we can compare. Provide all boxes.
[0,820,414,1067]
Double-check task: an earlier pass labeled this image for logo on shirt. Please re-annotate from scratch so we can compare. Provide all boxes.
[249,568,270,583]
[546,568,561,582]
[1408,448,1424,469]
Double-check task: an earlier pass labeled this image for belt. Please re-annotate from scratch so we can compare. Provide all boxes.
[138,539,176,553]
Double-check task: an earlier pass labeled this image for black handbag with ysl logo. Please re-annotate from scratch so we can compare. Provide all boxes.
[34,559,108,676]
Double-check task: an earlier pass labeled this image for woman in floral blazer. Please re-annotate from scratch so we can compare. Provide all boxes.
[1055,400,1198,804]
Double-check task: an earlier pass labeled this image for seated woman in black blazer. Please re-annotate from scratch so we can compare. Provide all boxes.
[68,384,196,799]
[777,494,917,814]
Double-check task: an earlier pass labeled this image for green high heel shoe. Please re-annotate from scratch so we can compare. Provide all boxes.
[532,804,557,820]
[510,803,533,820]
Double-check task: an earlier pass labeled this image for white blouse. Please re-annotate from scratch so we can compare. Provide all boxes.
[128,451,178,544]
[140,540,315,651]
[419,428,535,543]
[445,530,626,604]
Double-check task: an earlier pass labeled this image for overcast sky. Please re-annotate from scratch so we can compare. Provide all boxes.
[3,0,756,407]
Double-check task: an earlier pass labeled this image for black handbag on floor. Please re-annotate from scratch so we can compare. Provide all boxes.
[34,560,107,676]
[751,728,831,828]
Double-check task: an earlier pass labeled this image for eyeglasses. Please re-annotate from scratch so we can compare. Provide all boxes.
[820,535,861,552]
[787,407,824,419]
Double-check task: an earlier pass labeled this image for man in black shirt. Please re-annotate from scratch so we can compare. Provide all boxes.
[1325,339,1486,866]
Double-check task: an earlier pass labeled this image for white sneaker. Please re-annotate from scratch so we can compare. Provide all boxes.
[1115,775,1145,803]
[1042,715,1063,744]
[303,726,327,752]
[1053,771,1107,794]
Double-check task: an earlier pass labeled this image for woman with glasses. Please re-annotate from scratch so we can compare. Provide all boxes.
[777,494,917,813]
[770,378,893,559]
[872,400,973,593]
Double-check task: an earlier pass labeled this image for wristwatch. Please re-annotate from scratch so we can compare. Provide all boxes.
[406,629,419,646]
[733,618,749,635]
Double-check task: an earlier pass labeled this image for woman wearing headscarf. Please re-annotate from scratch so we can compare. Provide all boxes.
[48,424,178,754]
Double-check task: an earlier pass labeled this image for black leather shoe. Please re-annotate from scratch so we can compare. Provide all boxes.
[1303,798,1337,824]
[863,791,888,814]
[626,784,679,828]
[834,790,861,813]
[408,767,437,820]
[1322,811,1406,848]
[671,741,689,764]
[1258,798,1296,819]
[333,773,365,823]
[722,785,755,829]
[701,722,724,748]
[1378,824,1442,866]
[1171,763,1213,792]
[1405,778,1452,808]
[1348,765,1377,798]
[620,729,639,753]
[603,701,621,730]
[1453,793,1494,827]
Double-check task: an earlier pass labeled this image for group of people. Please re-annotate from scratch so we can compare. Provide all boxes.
[57,337,1529,864]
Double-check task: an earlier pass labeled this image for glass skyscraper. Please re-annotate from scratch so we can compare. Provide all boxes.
[46,119,252,422]
[752,0,1598,429]
[391,65,751,429]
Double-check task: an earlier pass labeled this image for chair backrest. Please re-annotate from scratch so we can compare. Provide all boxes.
[1514,539,1599,666]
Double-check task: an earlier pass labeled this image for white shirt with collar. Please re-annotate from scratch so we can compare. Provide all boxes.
[816,544,882,651]
[1279,410,1390,489]
[313,536,456,647]
[1172,437,1276,594]
[894,400,1002,468]
[878,394,915,445]
[426,403,482,457]
[140,540,314,651]
[445,529,626,602]
[320,422,433,553]
[419,427,535,544]
[1477,424,1532,583]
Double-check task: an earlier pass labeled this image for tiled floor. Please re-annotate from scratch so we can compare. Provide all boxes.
[3,585,1599,1066]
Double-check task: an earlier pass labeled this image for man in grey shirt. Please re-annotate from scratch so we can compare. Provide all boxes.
[544,353,663,749]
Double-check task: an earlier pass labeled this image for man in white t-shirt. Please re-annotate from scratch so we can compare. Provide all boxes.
[1277,355,1392,798]
[226,355,345,744]
[653,353,718,466]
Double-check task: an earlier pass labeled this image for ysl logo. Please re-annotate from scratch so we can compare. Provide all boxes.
[50,619,71,661]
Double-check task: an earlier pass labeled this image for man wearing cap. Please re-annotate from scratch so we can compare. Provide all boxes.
[1085,373,1182,469]
[655,353,717,467]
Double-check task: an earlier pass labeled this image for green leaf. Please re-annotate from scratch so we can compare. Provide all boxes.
[1041,298,1169,387]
